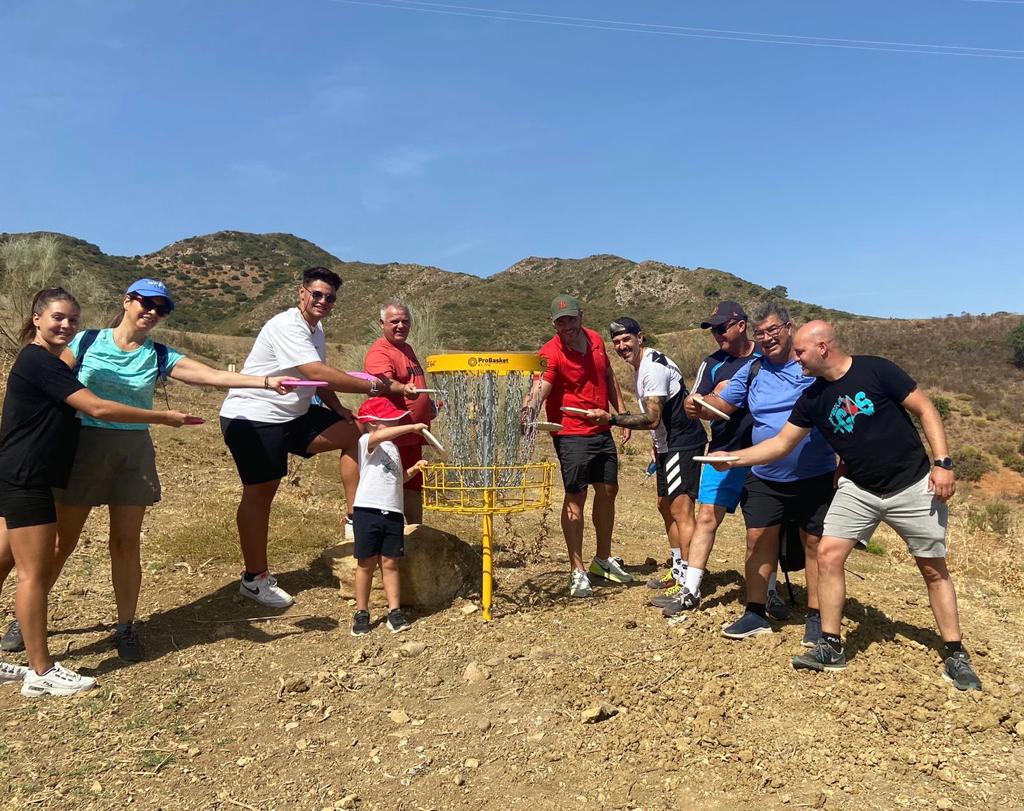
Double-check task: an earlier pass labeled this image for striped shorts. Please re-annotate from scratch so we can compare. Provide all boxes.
[656,449,700,500]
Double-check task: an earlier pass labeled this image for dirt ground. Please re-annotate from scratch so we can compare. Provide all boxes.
[1,383,1023,811]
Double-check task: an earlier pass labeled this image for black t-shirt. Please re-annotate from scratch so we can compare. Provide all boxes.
[0,344,84,488]
[694,349,761,452]
[788,356,929,495]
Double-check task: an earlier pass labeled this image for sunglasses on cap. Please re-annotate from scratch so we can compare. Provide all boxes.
[129,294,173,317]
[307,289,337,304]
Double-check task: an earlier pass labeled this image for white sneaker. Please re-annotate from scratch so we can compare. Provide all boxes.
[588,556,634,584]
[239,572,295,608]
[0,660,28,682]
[21,661,97,697]
[569,569,594,598]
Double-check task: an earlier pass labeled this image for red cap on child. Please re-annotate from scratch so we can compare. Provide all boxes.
[356,397,411,423]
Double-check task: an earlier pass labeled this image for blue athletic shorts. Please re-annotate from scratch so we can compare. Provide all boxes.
[697,465,750,512]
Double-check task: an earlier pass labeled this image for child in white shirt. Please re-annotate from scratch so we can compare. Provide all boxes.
[351,397,427,635]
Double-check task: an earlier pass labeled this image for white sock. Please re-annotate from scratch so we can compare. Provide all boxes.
[684,567,705,596]
[768,571,778,593]
[670,548,682,564]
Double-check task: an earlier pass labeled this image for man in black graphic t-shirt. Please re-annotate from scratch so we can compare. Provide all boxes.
[705,320,980,691]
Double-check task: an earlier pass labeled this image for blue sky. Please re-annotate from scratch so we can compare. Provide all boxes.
[1,0,1022,318]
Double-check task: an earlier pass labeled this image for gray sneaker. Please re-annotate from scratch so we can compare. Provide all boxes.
[661,587,700,618]
[766,590,791,621]
[943,650,982,692]
[1,620,24,653]
[721,611,772,640]
[802,614,822,648]
[792,638,847,672]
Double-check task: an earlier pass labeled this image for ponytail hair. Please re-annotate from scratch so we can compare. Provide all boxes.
[19,287,80,345]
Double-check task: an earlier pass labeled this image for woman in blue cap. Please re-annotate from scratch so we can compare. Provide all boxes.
[0,279,293,663]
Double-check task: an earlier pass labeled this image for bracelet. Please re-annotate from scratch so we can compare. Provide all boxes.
[609,414,617,426]
[264,376,269,390]
[369,380,380,396]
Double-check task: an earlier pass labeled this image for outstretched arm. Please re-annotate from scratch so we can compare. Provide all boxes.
[295,360,416,399]
[709,422,810,470]
[65,389,195,427]
[169,357,292,393]
[367,423,426,452]
[902,388,956,501]
[586,395,664,430]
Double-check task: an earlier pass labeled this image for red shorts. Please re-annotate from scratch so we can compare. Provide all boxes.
[399,443,423,491]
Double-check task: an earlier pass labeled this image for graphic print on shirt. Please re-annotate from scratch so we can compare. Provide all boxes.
[827,392,876,435]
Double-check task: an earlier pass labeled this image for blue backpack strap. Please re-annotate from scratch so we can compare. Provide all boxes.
[72,329,101,377]
[153,342,169,382]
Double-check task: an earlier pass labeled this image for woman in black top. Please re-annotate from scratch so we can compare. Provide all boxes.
[0,288,196,698]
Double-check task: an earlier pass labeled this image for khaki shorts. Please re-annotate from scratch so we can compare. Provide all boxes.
[823,472,947,558]
[54,428,161,507]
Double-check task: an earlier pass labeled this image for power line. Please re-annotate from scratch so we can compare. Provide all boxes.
[331,0,1024,60]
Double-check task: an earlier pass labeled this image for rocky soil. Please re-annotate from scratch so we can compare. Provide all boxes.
[0,384,1022,810]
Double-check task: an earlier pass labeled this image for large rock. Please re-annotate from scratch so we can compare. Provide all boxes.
[322,524,479,610]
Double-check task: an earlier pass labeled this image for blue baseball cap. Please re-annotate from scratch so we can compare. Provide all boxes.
[126,278,175,311]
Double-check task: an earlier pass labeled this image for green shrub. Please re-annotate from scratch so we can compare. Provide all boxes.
[985,500,1012,536]
[930,395,951,421]
[1009,318,1024,369]
[956,446,992,482]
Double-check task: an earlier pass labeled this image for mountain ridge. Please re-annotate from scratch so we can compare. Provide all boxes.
[2,229,857,349]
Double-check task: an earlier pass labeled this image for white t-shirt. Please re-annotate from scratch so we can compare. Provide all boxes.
[352,433,405,514]
[636,348,683,453]
[220,308,326,423]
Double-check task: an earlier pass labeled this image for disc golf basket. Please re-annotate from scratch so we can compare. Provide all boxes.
[422,352,553,620]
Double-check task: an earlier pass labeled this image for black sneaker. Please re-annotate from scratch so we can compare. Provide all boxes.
[386,609,411,634]
[351,610,371,636]
[943,650,982,692]
[661,587,700,618]
[113,622,145,662]
[792,638,847,672]
[1,619,24,653]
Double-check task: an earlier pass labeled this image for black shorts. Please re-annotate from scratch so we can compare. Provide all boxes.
[353,507,405,559]
[0,484,56,529]
[740,471,835,536]
[221,406,344,486]
[552,433,618,494]
[656,449,700,500]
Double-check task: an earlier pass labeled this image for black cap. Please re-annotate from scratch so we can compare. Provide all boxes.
[700,300,748,329]
[609,316,643,337]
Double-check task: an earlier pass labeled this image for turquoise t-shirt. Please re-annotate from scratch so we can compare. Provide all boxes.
[69,329,184,430]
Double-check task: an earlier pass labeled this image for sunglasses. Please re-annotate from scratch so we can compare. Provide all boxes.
[711,320,737,336]
[307,289,337,304]
[130,294,172,317]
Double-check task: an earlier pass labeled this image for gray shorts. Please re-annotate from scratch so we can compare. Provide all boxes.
[54,428,161,507]
[823,472,947,558]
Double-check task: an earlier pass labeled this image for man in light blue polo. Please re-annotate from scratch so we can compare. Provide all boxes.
[686,302,836,646]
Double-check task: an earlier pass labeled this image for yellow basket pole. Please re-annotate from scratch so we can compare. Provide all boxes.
[481,488,495,621]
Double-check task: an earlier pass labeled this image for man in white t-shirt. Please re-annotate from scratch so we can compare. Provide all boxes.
[583,317,707,600]
[220,267,415,607]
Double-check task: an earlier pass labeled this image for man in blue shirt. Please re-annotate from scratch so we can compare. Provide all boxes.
[688,303,836,645]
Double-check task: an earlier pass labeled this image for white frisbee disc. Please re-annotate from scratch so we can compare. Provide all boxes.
[530,421,563,432]
[560,406,591,416]
[692,394,731,421]
[421,428,445,454]
[693,455,741,463]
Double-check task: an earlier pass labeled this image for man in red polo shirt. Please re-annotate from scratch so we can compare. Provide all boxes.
[523,294,631,597]
[359,299,434,523]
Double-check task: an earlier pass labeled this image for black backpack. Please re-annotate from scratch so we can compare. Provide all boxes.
[747,356,806,601]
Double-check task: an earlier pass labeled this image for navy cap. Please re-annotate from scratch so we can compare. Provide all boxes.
[700,300,746,329]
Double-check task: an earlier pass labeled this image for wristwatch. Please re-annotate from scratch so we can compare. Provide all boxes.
[609,413,618,426]
[933,457,955,470]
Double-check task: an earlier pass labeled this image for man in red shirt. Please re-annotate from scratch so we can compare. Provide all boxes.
[359,299,434,523]
[523,294,631,597]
